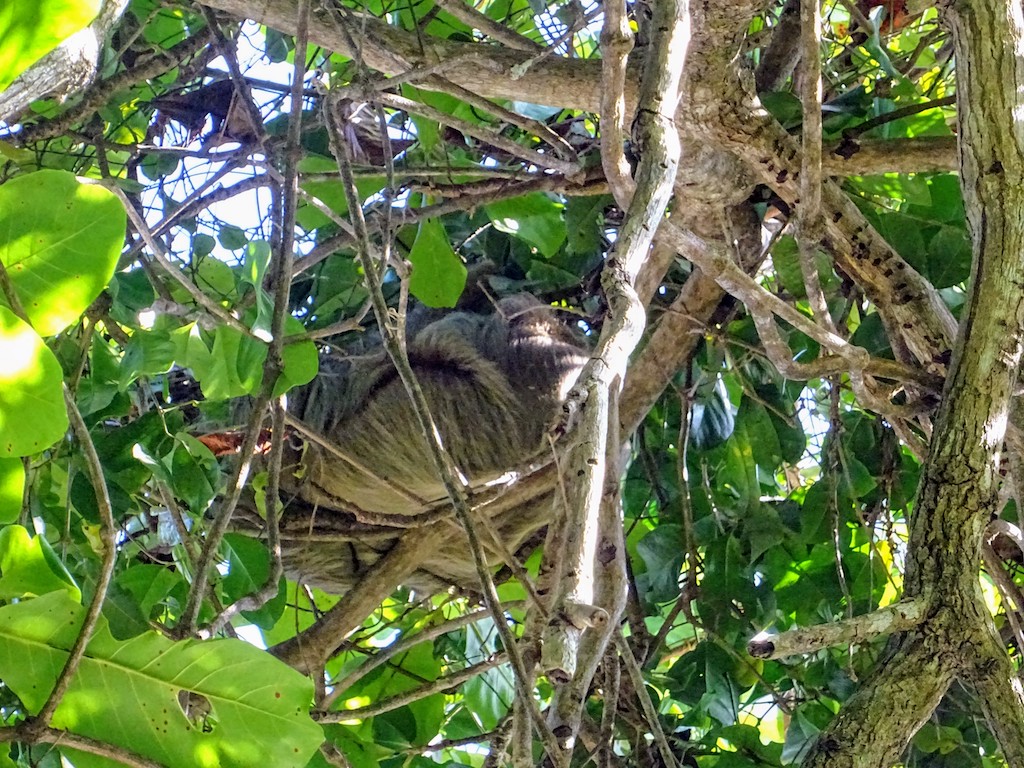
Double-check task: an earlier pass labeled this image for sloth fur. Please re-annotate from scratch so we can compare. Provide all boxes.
[260,294,588,594]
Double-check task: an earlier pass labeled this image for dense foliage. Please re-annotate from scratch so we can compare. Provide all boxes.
[0,0,1018,766]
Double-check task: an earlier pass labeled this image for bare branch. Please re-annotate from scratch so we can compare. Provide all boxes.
[748,600,926,660]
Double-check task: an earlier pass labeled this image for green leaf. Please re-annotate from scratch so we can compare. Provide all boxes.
[168,433,220,511]
[218,225,247,251]
[485,193,566,258]
[242,240,273,288]
[298,176,386,229]
[132,431,219,513]
[175,324,263,400]
[192,233,217,258]
[140,151,181,181]
[690,378,735,451]
[849,312,893,359]
[736,398,782,471]
[138,2,188,47]
[0,306,68,457]
[636,524,685,603]
[192,254,235,299]
[0,0,100,90]
[222,533,286,630]
[407,218,467,308]
[0,170,125,335]
[115,564,188,623]
[770,235,837,299]
[913,723,964,756]
[839,455,878,499]
[0,524,80,601]
[275,318,319,396]
[119,329,177,388]
[564,195,609,257]
[525,260,579,291]
[743,505,788,562]
[341,642,442,745]
[0,457,24,522]
[717,426,760,513]
[241,240,275,333]
[304,254,366,322]
[0,591,324,768]
[926,224,972,288]
[463,618,512,730]
[759,91,803,129]
[798,479,831,546]
[263,27,290,62]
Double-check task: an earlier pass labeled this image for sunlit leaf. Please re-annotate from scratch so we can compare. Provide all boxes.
[0,591,323,768]
[0,524,80,600]
[0,0,100,90]
[0,306,67,457]
[0,170,124,335]
[0,456,23,522]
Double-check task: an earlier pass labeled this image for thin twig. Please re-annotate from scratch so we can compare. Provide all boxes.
[206,0,311,634]
[27,388,120,730]
[323,602,524,707]
[434,0,545,52]
[323,88,566,767]
[614,631,680,768]
[372,90,581,178]
[110,185,256,338]
[2,725,165,768]
[180,395,269,636]
[318,654,508,721]
[423,77,578,162]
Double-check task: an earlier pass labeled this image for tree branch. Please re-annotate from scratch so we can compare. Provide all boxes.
[748,600,926,660]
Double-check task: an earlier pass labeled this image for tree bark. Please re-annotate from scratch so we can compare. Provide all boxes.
[803,0,1024,763]
[0,0,129,122]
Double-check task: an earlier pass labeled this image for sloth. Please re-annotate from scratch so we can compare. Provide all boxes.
[250,293,589,594]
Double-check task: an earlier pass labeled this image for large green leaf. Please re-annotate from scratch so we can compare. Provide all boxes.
[174,324,264,400]
[222,533,286,630]
[0,591,324,768]
[172,321,317,401]
[635,524,686,604]
[0,306,68,457]
[0,456,23,522]
[485,193,566,258]
[0,0,100,90]
[0,170,125,335]
[297,175,386,229]
[340,641,443,747]
[133,432,220,512]
[0,524,80,600]
[462,618,512,730]
[276,322,319,396]
[407,218,467,308]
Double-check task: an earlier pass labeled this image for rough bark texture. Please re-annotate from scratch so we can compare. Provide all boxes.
[802,0,1024,763]
[198,0,962,376]
[0,0,129,121]
[37,0,1023,762]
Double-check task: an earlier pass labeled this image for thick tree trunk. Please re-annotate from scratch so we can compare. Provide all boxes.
[803,1,1024,764]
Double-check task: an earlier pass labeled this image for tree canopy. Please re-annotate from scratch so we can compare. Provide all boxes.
[0,0,1021,766]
